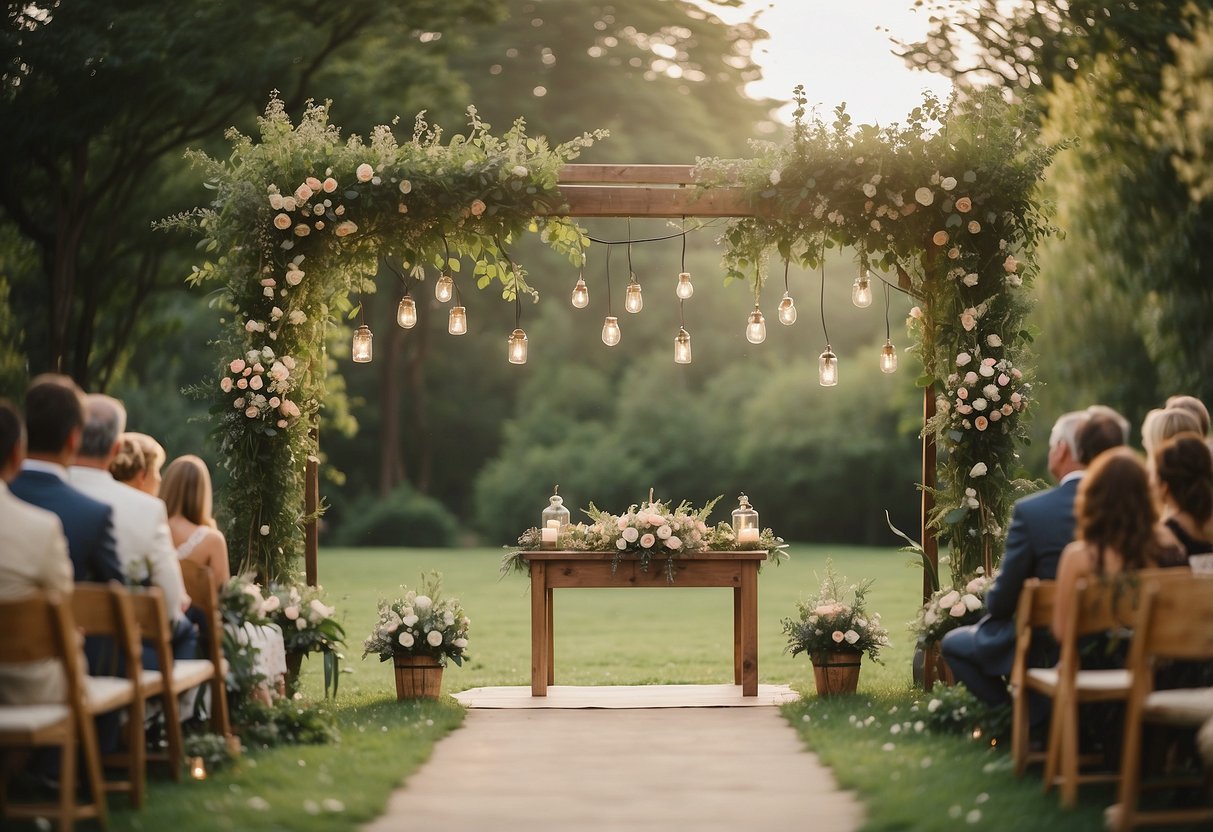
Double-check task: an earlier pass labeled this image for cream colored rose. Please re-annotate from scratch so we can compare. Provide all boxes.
[273,213,292,230]
[334,220,358,237]
[955,196,972,213]
[356,163,374,182]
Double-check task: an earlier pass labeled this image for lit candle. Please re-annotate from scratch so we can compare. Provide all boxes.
[738,527,760,545]
[190,756,207,780]
[540,527,558,549]
[546,520,560,529]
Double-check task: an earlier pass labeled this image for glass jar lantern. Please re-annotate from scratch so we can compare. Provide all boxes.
[732,494,760,545]
[541,488,571,530]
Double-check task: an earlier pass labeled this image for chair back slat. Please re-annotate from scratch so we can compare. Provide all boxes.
[179,559,222,651]
[1136,575,1213,661]
[0,593,60,663]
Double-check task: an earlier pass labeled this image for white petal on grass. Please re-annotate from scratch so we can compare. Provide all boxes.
[322,798,345,813]
[881,742,896,751]
[248,796,271,811]
[975,793,989,804]
[966,809,982,824]
[949,805,963,819]
[303,800,320,815]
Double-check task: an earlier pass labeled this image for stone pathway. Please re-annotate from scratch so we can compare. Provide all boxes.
[363,707,864,831]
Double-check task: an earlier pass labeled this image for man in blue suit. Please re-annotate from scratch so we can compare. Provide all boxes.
[941,410,1094,710]
[9,376,122,584]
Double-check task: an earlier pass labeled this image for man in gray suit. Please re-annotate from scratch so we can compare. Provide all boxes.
[941,410,1092,709]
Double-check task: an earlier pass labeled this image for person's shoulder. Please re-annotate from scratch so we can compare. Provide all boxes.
[1015,481,1073,513]
[0,488,66,537]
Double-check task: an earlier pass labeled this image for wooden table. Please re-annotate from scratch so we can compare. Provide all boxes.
[521,550,767,697]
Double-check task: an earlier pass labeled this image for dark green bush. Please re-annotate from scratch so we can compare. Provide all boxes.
[331,483,459,547]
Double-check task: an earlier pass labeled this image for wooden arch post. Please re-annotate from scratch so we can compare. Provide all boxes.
[301,164,939,599]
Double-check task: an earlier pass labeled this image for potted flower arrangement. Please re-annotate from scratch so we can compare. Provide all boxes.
[262,582,345,697]
[910,572,992,688]
[362,572,470,700]
[782,562,890,696]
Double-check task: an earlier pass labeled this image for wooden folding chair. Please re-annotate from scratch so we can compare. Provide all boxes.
[1110,575,1213,831]
[1044,570,1190,807]
[177,560,231,739]
[0,591,107,831]
[126,587,185,781]
[71,583,145,808]
[1010,578,1058,776]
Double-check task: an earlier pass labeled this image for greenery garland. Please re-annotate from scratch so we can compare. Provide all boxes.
[166,96,605,580]
[697,87,1063,585]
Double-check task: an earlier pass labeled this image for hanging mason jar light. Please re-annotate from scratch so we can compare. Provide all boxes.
[448,306,467,335]
[601,316,621,346]
[396,294,417,329]
[745,305,767,345]
[351,324,373,363]
[777,292,797,325]
[851,266,873,308]
[624,277,643,313]
[571,275,589,308]
[507,328,528,364]
[819,346,839,386]
[674,327,692,364]
[880,340,898,374]
[676,272,694,299]
[435,273,454,303]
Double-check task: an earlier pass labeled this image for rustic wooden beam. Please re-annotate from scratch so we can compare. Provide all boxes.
[557,184,752,218]
[559,164,700,185]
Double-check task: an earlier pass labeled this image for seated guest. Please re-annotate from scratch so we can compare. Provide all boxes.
[1165,394,1211,438]
[110,432,166,497]
[70,396,194,662]
[9,376,122,584]
[1152,433,1213,558]
[1053,448,1187,639]
[161,455,230,591]
[942,409,1102,713]
[1142,407,1203,462]
[0,399,74,705]
[1077,409,1131,467]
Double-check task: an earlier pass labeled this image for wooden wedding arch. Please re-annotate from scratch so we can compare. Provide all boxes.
[299,163,940,602]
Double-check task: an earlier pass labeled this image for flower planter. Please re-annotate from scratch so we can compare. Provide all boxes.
[921,643,956,692]
[393,654,443,700]
[284,649,305,695]
[811,651,862,696]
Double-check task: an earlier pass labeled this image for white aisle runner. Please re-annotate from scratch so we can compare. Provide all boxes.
[362,706,864,832]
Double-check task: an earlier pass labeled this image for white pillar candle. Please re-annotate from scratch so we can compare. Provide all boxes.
[540,527,558,549]
[738,527,760,544]
[546,520,560,529]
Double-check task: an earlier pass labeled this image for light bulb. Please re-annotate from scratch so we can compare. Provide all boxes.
[674,328,692,364]
[880,340,898,374]
[676,272,694,300]
[601,316,621,346]
[351,324,373,363]
[624,278,643,313]
[777,292,797,325]
[819,347,839,387]
[396,295,417,329]
[852,269,873,308]
[508,328,528,364]
[571,277,589,308]
[435,274,454,303]
[190,756,207,781]
[448,306,467,335]
[745,306,766,345]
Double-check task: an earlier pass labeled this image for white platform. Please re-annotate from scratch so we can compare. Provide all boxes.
[452,683,800,709]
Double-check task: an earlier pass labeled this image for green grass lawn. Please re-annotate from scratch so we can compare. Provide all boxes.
[34,544,1201,831]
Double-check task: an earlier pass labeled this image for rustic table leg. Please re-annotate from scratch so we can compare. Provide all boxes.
[546,587,554,686]
[530,560,548,696]
[740,561,758,696]
[733,586,742,685]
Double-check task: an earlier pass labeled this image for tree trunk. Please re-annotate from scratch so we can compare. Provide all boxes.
[378,283,408,497]
[405,302,431,494]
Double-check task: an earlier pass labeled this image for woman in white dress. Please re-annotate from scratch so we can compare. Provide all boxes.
[161,455,285,700]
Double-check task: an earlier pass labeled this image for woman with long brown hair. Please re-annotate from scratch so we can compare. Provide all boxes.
[161,454,230,591]
[1152,433,1213,559]
[1052,447,1185,640]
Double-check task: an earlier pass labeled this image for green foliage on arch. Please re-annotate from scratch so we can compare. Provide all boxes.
[698,88,1064,583]
[166,97,605,579]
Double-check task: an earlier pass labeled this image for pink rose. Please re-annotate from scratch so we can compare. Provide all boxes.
[322,177,338,193]
[220,377,233,393]
[968,220,981,233]
[356,163,374,182]
[955,196,972,213]
[666,536,682,550]
[470,199,486,216]
[932,230,949,246]
[949,601,968,617]
[294,183,313,202]
[248,375,263,390]
[960,312,977,331]
[831,631,846,643]
[639,533,656,548]
[305,176,322,191]
[334,220,358,237]
[244,406,259,418]
[293,224,310,237]
[1004,255,1018,273]
[229,359,246,373]
[273,213,292,230]
[975,416,989,431]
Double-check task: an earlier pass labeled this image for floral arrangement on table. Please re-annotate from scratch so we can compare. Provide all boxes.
[782,563,890,664]
[909,572,993,648]
[697,86,1061,588]
[362,572,470,667]
[262,581,346,696]
[165,94,607,581]
[501,493,788,582]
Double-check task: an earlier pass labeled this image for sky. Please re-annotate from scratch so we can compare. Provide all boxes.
[716,1,956,126]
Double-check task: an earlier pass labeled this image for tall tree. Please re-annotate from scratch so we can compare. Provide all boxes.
[0,0,501,390]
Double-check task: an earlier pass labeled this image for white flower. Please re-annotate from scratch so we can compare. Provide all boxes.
[1003,254,1018,273]
[862,183,877,198]
[970,462,988,477]
[1007,274,1023,287]
[261,595,280,614]
[968,220,981,234]
[296,618,307,630]
[986,334,1002,348]
[769,169,781,185]
[259,524,270,536]
[334,220,358,237]
[843,629,860,644]
[964,371,978,385]
[426,630,443,647]
[965,577,986,594]
[927,698,942,713]
[939,590,960,609]
[963,272,979,287]
[909,306,923,320]
[962,593,983,611]
[949,601,968,617]
[401,614,418,627]
[914,187,934,206]
[941,176,957,191]
[288,310,306,325]
[452,638,468,649]
[956,352,972,367]
[960,311,977,332]
[924,609,938,626]
[616,538,627,550]
[398,632,414,648]
[443,611,455,626]
[622,527,639,543]
[356,163,374,182]
[309,599,335,619]
[414,595,433,612]
[656,525,672,539]
[666,536,682,550]
[398,179,412,194]
[511,165,529,177]
[284,605,300,620]
[972,398,987,411]
[978,363,995,378]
